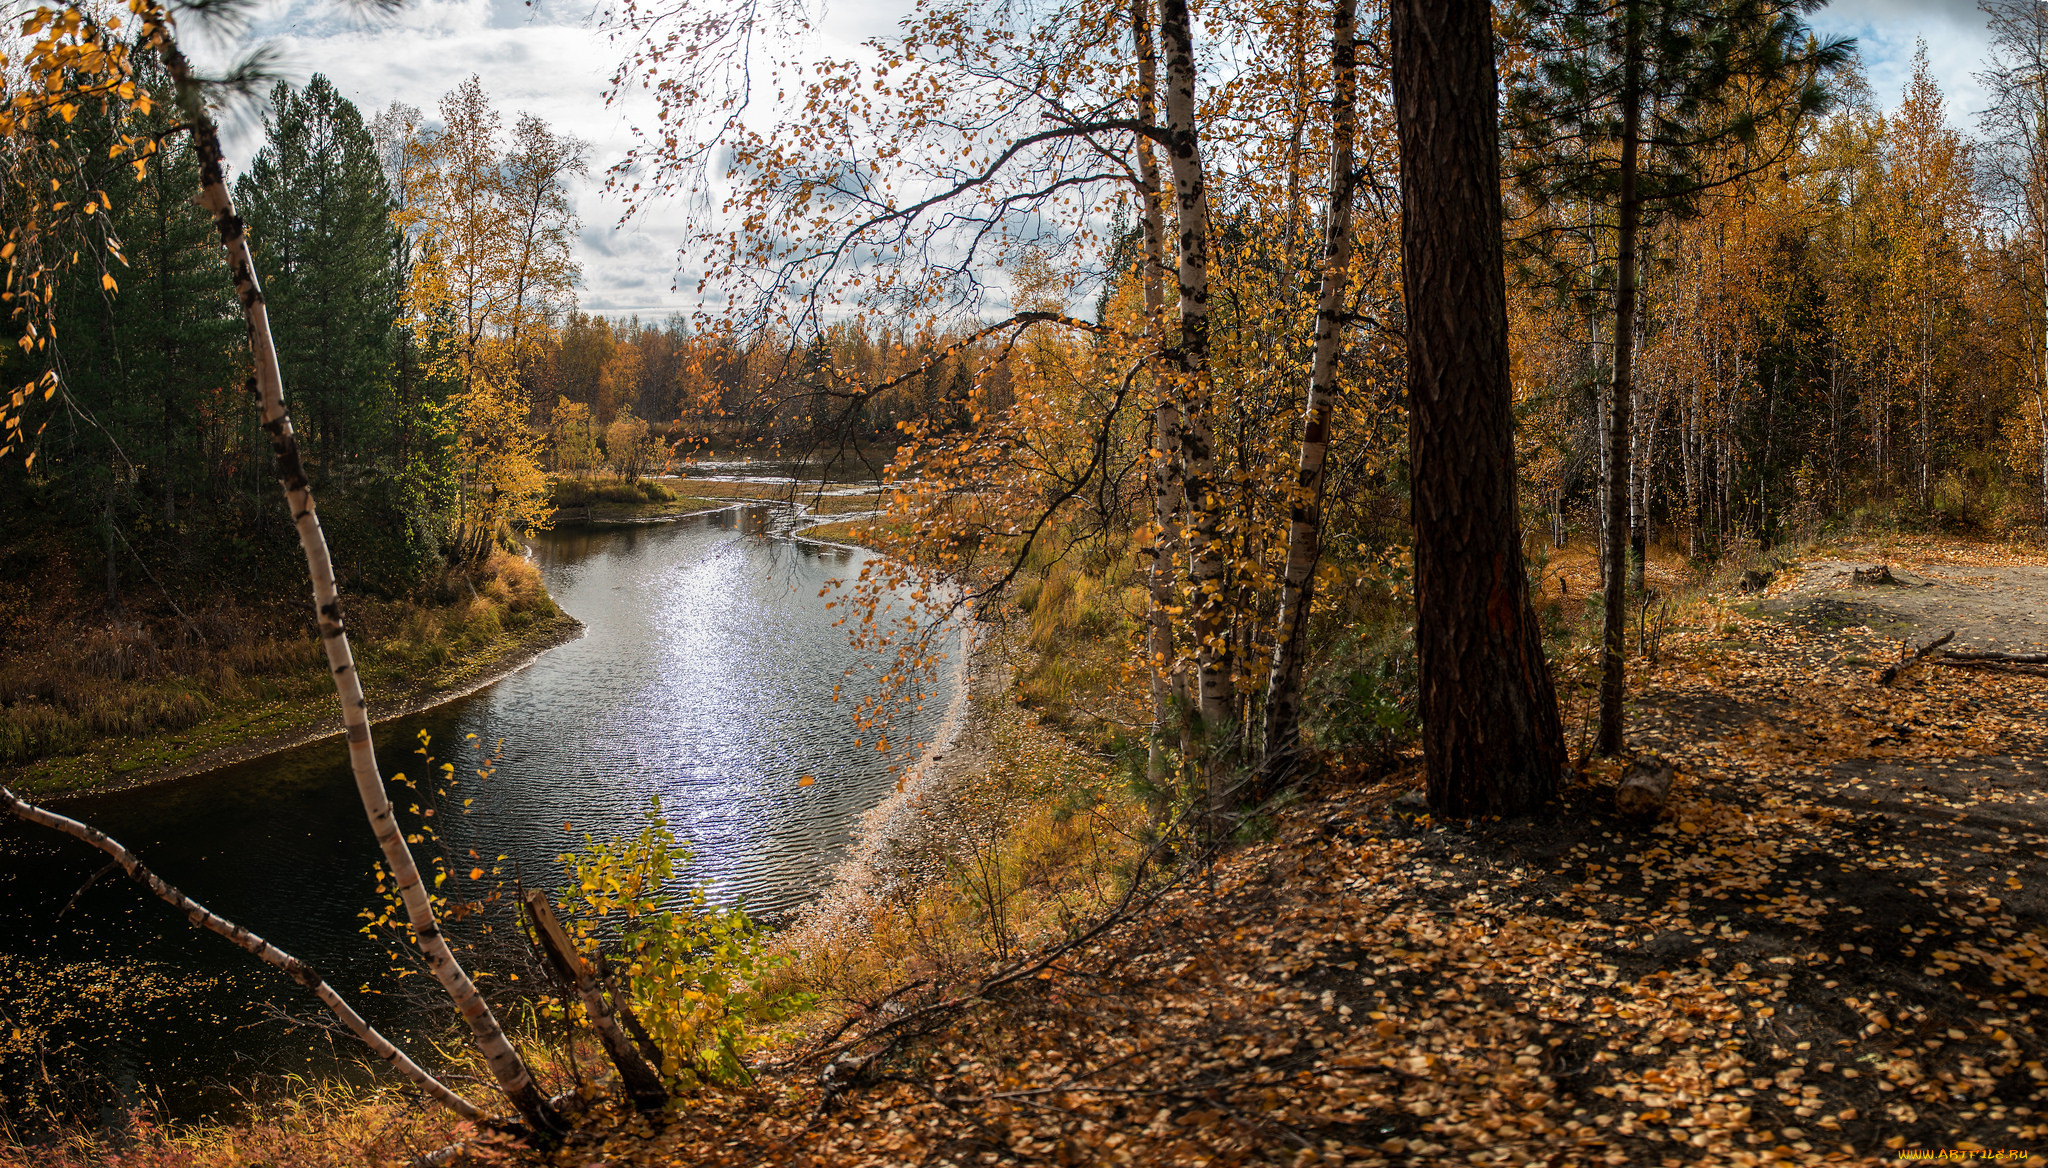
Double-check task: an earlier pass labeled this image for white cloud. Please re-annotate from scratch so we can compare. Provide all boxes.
[198,0,2011,317]
[1811,0,1997,122]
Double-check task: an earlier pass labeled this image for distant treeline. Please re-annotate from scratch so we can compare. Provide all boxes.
[0,57,1038,641]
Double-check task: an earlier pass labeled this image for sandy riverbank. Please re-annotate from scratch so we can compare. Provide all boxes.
[777,625,1000,942]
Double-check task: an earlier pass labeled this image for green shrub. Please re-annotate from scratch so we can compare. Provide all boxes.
[1302,626,1417,763]
[556,800,810,1086]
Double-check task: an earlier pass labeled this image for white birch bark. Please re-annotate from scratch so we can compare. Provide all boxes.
[1157,0,1235,809]
[156,35,561,1136]
[0,785,481,1120]
[1260,0,1356,774]
[1133,0,1185,795]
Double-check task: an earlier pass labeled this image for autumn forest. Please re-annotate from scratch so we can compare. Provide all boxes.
[4,0,2048,1164]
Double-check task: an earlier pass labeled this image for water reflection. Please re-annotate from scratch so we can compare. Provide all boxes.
[0,504,961,1124]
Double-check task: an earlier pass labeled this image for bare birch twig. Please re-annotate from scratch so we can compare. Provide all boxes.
[0,785,481,1120]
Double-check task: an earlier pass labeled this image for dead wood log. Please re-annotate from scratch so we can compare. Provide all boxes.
[1941,649,2048,664]
[1878,629,1955,686]
[1614,760,1674,819]
[520,889,668,1110]
[1935,659,2048,677]
[1852,564,1898,585]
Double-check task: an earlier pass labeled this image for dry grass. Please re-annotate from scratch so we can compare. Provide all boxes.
[0,549,561,792]
[0,1079,493,1168]
[774,629,1151,1048]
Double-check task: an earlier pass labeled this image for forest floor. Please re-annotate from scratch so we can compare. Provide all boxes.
[17,536,2048,1167]
[533,535,2048,1167]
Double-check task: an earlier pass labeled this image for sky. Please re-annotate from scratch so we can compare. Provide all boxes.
[196,0,2009,322]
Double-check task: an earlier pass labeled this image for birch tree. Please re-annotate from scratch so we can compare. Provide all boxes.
[149,16,563,1137]
[1259,0,1356,776]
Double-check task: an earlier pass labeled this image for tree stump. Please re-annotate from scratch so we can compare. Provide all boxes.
[1614,759,1674,819]
[1739,569,1772,593]
[1852,564,1897,586]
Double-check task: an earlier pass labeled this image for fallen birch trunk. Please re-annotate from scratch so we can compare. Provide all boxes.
[1878,629,1955,686]
[0,785,481,1120]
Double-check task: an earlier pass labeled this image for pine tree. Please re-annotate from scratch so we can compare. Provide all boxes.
[1503,0,1850,755]
[237,76,405,478]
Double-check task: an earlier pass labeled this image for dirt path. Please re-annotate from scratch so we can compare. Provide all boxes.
[1762,556,2048,653]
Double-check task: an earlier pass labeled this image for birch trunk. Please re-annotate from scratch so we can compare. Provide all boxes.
[1627,241,1652,592]
[1260,0,1355,774]
[1919,272,1932,513]
[1134,0,1184,797]
[158,38,562,1136]
[1637,378,1660,571]
[1596,6,1640,757]
[1158,0,1236,812]
[0,785,480,1120]
[2033,210,2048,530]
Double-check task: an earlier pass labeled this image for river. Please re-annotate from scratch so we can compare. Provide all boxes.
[0,500,964,1128]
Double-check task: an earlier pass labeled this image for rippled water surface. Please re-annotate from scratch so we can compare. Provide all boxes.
[0,503,961,1123]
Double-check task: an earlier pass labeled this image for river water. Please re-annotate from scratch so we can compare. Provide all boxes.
[0,501,962,1127]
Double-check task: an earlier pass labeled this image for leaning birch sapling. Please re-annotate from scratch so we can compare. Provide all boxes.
[137,7,563,1136]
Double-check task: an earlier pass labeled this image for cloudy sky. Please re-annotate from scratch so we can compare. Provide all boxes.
[196,0,2005,321]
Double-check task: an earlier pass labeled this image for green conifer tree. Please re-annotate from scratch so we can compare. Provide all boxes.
[237,76,405,478]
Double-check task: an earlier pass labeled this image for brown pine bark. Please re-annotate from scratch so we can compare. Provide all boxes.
[1261,0,1356,776]
[156,30,562,1137]
[1597,9,1642,757]
[1390,0,1566,817]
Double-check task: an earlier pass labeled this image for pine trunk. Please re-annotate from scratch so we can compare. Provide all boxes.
[1597,8,1641,758]
[159,36,562,1137]
[1261,0,1356,776]
[1390,0,1566,817]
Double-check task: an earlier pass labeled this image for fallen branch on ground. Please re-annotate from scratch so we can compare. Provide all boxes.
[520,888,667,1110]
[1942,649,2048,664]
[1878,629,1954,686]
[1935,658,2048,677]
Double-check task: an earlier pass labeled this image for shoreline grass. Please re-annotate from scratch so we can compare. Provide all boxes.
[2,549,574,799]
